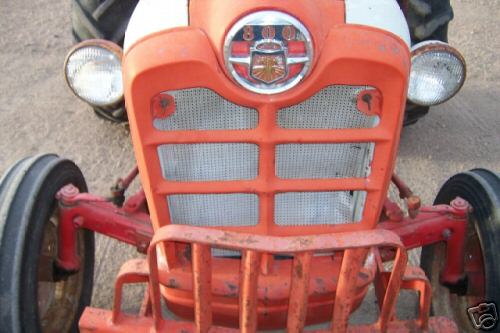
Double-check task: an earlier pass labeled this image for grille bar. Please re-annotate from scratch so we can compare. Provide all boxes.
[145,128,390,145]
[156,178,376,195]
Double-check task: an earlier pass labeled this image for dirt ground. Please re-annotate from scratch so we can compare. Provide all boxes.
[0,0,499,329]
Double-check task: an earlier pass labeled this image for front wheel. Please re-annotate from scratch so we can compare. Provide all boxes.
[0,155,94,332]
[421,169,500,332]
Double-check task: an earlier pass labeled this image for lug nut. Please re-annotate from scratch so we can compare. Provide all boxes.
[450,197,470,218]
[442,229,452,239]
[56,184,81,205]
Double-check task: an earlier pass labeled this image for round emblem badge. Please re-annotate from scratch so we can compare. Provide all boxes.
[224,11,313,94]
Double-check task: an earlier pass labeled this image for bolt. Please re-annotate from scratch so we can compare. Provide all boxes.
[442,229,452,240]
[407,195,421,210]
[362,93,373,111]
[451,197,468,210]
[73,216,84,228]
[450,197,470,218]
[56,184,80,204]
[138,240,148,253]
[407,195,421,219]
[62,184,79,196]
[160,97,169,109]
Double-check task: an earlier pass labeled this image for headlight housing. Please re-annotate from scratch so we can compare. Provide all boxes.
[64,40,123,107]
[408,41,466,106]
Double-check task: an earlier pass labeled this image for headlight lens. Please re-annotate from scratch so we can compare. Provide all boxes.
[408,41,466,106]
[65,40,123,107]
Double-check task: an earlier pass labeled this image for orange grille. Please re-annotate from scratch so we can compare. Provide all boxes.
[154,87,375,228]
[117,18,411,332]
[123,25,410,238]
[153,86,375,229]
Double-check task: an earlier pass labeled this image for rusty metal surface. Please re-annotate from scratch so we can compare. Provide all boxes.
[57,184,153,264]
[287,252,313,332]
[80,308,458,332]
[57,185,470,331]
[112,259,149,323]
[332,248,370,333]
[192,244,213,333]
[39,211,88,333]
[239,250,261,333]
[78,223,460,332]
[149,225,404,254]
[80,225,427,332]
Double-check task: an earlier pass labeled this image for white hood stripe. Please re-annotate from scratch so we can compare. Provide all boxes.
[124,0,189,52]
[345,0,411,48]
[124,0,410,52]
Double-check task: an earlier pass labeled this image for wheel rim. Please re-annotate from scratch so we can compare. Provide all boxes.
[37,208,86,333]
[428,218,486,332]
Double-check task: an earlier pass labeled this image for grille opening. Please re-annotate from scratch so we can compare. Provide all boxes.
[275,191,367,226]
[212,247,241,257]
[158,143,259,181]
[276,143,374,179]
[153,88,258,130]
[167,193,259,227]
[277,85,379,129]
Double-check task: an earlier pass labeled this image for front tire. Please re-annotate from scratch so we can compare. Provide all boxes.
[0,155,94,333]
[420,169,500,332]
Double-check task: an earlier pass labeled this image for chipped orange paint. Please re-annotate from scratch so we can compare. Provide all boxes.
[80,226,457,332]
[120,1,411,325]
[90,0,424,330]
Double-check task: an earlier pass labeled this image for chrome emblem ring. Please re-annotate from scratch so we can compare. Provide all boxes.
[224,11,313,94]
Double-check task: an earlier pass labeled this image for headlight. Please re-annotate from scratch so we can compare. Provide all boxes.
[224,11,313,95]
[408,41,466,106]
[64,40,123,107]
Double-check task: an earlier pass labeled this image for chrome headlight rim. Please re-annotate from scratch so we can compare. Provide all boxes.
[223,10,314,95]
[64,39,124,108]
[408,40,467,107]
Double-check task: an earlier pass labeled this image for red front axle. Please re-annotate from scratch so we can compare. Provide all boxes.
[55,182,469,287]
[51,180,469,332]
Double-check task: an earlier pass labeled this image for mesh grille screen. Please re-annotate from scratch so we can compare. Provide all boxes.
[275,191,367,226]
[277,86,379,129]
[158,143,258,181]
[154,85,378,228]
[167,194,259,226]
[276,143,374,179]
[153,88,258,130]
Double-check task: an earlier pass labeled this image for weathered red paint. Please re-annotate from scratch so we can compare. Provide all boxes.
[54,182,467,331]
[78,225,458,332]
[379,197,469,284]
[56,184,153,272]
